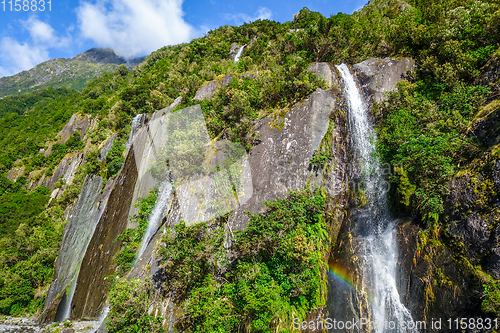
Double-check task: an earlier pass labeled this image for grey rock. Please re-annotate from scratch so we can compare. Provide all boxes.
[71,148,138,319]
[477,55,500,86]
[448,213,493,260]
[55,114,93,144]
[6,165,25,182]
[228,43,244,61]
[307,62,339,88]
[97,133,118,162]
[353,57,415,103]
[42,175,103,322]
[43,153,84,190]
[486,247,500,280]
[126,98,182,223]
[396,222,481,326]
[193,75,233,101]
[193,73,255,101]
[228,87,341,231]
[468,100,500,149]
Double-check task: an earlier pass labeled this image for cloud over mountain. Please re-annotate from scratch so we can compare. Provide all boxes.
[77,0,195,59]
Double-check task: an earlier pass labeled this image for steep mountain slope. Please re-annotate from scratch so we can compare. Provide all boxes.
[0,0,500,331]
[0,48,144,98]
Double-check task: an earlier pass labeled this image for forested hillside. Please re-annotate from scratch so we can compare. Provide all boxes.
[0,48,143,98]
[0,0,499,331]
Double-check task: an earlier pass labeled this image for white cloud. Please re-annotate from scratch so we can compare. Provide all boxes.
[223,7,272,25]
[0,37,48,77]
[76,0,195,59]
[0,17,72,77]
[26,17,56,43]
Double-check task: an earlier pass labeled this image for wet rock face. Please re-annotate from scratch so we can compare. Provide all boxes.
[41,176,103,322]
[397,222,485,329]
[228,86,342,231]
[478,56,500,86]
[353,57,415,103]
[228,43,244,61]
[42,153,84,190]
[468,100,500,149]
[445,161,500,278]
[97,133,118,162]
[71,149,139,319]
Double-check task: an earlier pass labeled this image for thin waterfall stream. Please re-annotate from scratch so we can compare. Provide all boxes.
[137,172,173,260]
[234,44,246,62]
[334,64,418,332]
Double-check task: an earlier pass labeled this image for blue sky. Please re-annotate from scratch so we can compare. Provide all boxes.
[0,0,368,77]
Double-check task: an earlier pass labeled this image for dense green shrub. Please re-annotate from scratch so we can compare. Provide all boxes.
[0,196,65,315]
[0,87,77,118]
[376,80,490,224]
[107,278,164,333]
[113,189,158,276]
[1,0,500,323]
[158,189,329,332]
[482,280,500,314]
[106,137,127,179]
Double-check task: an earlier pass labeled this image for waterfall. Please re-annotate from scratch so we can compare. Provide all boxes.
[137,172,173,260]
[234,44,246,62]
[335,64,418,332]
[125,113,146,154]
[90,305,110,333]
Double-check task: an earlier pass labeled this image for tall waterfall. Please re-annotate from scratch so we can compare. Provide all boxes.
[125,113,146,154]
[234,44,246,62]
[137,173,173,260]
[335,64,418,332]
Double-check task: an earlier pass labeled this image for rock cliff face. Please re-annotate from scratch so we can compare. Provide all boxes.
[227,86,343,231]
[70,150,138,319]
[41,175,106,323]
[193,73,255,101]
[353,57,415,103]
[45,56,498,332]
[468,100,500,149]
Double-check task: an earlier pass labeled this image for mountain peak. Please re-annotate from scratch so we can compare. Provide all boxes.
[76,48,127,65]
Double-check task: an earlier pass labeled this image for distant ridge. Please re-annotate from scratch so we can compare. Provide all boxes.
[0,48,145,98]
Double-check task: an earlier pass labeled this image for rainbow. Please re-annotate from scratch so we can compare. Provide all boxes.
[326,262,358,291]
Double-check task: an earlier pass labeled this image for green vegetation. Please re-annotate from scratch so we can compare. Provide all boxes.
[108,278,164,333]
[0,50,128,98]
[0,184,64,315]
[106,137,127,179]
[107,190,162,332]
[108,189,329,332]
[0,176,50,237]
[1,0,500,323]
[483,279,500,314]
[373,0,499,225]
[0,87,77,118]
[376,82,490,224]
[113,189,158,276]
[155,189,329,332]
[199,56,326,148]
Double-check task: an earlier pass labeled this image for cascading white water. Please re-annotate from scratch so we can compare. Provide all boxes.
[125,113,145,154]
[336,64,418,332]
[90,305,110,333]
[234,44,246,62]
[137,173,173,260]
